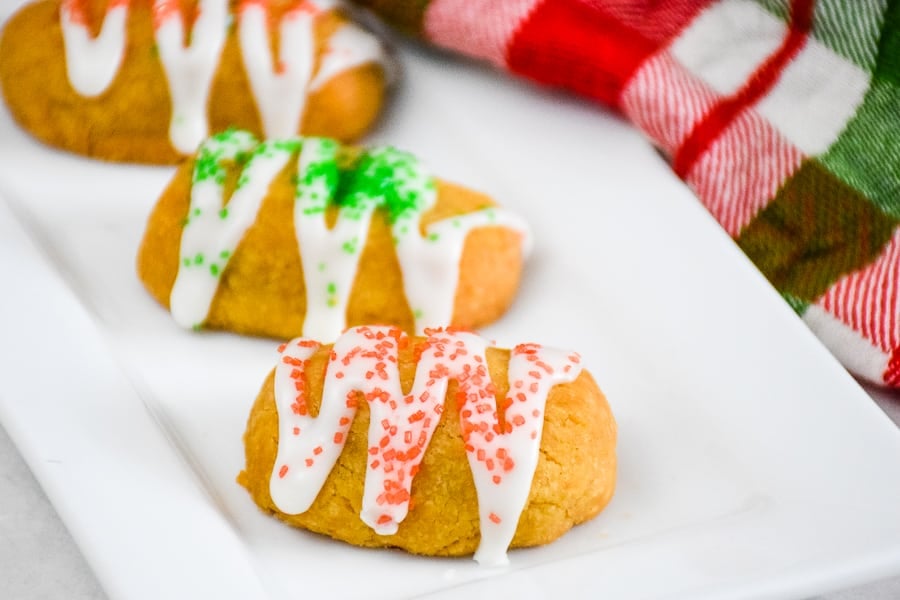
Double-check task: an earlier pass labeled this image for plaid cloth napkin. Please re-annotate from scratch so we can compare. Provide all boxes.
[351,0,900,388]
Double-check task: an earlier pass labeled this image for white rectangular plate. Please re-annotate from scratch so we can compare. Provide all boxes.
[2,3,900,598]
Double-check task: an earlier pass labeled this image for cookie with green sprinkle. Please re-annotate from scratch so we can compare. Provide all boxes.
[137,130,533,340]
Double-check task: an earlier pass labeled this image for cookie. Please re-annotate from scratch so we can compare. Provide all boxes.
[239,325,617,564]
[137,130,531,339]
[0,0,389,162]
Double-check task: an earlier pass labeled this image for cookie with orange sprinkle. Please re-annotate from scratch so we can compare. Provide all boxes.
[239,326,617,564]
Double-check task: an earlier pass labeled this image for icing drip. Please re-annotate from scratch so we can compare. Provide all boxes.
[60,0,129,96]
[169,131,300,328]
[397,205,531,331]
[238,2,317,139]
[154,0,229,154]
[58,0,387,154]
[292,137,376,340]
[467,343,583,566]
[309,23,387,91]
[169,131,532,338]
[269,326,584,564]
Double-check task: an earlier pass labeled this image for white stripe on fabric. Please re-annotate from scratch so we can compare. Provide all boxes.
[670,0,786,96]
[755,36,870,156]
[803,304,889,384]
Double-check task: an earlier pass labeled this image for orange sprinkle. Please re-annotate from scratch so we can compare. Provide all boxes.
[408,410,425,423]
[404,431,413,444]
[371,460,380,469]
[379,435,390,448]
[492,475,501,484]
[339,417,350,426]
[313,446,323,455]
[278,465,288,478]
[503,457,515,472]
[532,409,540,418]
[489,512,501,524]
[530,430,538,439]
[293,427,300,435]
[512,414,526,427]
[335,372,344,379]
[305,458,314,467]
[530,382,539,393]
[377,515,393,525]
[333,432,344,444]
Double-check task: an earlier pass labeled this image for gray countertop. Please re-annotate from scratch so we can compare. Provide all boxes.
[2,387,900,599]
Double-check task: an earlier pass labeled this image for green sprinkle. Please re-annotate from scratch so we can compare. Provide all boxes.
[427,232,439,242]
[318,262,326,272]
[326,298,337,308]
[193,253,204,265]
[326,282,337,295]
[341,238,358,255]
[219,250,230,259]
[413,309,423,319]
[192,208,201,216]
[219,207,229,219]
[452,219,461,227]
[192,323,202,332]
[183,257,191,267]
[210,264,220,277]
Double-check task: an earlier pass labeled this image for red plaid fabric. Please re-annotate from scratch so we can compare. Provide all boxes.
[352,0,900,388]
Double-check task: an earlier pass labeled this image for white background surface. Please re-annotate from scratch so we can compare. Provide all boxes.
[2,392,900,599]
[4,1,900,598]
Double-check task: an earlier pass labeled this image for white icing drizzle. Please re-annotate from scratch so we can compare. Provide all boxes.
[238,2,316,139]
[58,0,387,154]
[397,207,532,332]
[309,23,387,91]
[60,0,128,96]
[154,0,229,154]
[169,132,298,328]
[469,343,584,566]
[169,132,532,338]
[268,326,584,564]
[292,138,379,340]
